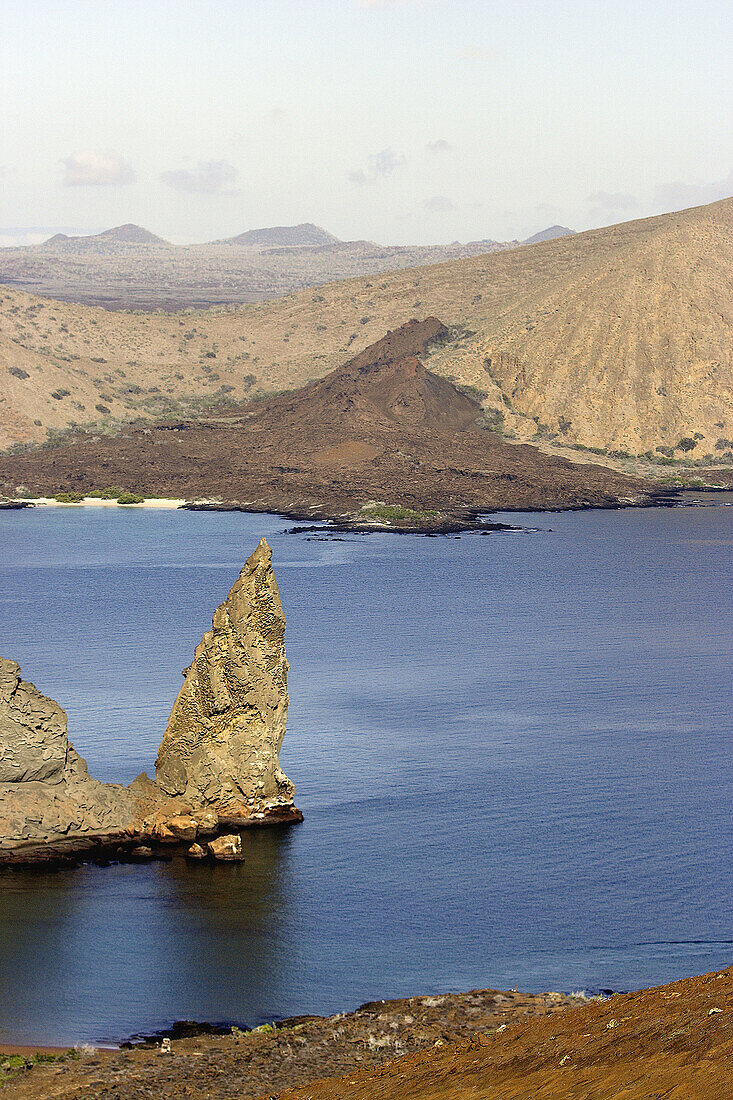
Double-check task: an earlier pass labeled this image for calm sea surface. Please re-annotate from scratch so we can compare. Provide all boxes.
[0,498,731,1045]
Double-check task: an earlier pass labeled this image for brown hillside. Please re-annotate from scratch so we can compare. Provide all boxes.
[5,969,731,1099]
[0,198,731,459]
[0,319,650,526]
[263,966,733,1100]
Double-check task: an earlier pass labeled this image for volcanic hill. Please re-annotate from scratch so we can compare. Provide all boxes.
[0,223,514,312]
[218,223,341,249]
[523,224,575,244]
[0,199,731,465]
[44,224,168,248]
[0,319,651,528]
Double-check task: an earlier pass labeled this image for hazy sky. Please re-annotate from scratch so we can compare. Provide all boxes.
[1,0,732,245]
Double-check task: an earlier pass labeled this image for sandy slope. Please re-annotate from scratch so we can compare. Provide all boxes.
[1,198,731,457]
[265,966,733,1100]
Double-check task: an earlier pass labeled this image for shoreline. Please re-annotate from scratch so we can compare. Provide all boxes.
[1,496,187,510]
[1,485,730,534]
[0,983,587,1076]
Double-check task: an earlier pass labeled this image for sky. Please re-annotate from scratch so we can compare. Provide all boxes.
[1,0,732,246]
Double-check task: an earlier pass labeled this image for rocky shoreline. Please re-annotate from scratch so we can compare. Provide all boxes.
[0,539,302,867]
[3,968,731,1099]
[0,985,586,1096]
[3,483,730,536]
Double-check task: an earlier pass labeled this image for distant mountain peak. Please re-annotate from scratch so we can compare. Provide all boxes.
[43,223,168,248]
[218,223,341,249]
[523,225,576,245]
[96,224,167,244]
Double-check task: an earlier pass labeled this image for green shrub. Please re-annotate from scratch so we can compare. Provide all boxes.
[117,492,145,505]
[87,487,124,499]
[359,503,439,523]
[54,491,85,503]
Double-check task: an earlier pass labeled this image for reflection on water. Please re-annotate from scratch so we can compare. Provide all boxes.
[0,830,296,1045]
[0,499,731,1044]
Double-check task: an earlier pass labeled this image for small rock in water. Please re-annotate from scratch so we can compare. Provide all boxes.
[186,842,207,860]
[130,845,154,861]
[208,834,244,861]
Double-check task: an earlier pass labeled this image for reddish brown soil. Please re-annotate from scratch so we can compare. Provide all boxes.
[264,966,733,1100]
[0,319,654,529]
[0,987,585,1099]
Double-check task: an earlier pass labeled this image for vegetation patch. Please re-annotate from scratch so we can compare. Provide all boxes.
[359,503,440,524]
[1,1051,67,1085]
[86,486,125,499]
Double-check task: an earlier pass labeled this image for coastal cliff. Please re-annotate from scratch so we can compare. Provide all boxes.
[0,539,301,864]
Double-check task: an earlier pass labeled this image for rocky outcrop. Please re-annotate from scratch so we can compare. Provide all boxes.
[0,659,138,860]
[0,539,301,864]
[208,834,244,861]
[155,538,295,823]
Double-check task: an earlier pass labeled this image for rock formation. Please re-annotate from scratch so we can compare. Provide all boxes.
[155,538,294,822]
[0,538,301,864]
[0,659,138,860]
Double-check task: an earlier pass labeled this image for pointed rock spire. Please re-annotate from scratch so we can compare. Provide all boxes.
[155,538,295,821]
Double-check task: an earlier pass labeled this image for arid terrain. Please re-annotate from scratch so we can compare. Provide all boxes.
[0,199,731,463]
[3,968,730,1099]
[0,222,543,311]
[0,319,655,529]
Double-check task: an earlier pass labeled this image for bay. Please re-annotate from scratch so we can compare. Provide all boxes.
[0,497,731,1045]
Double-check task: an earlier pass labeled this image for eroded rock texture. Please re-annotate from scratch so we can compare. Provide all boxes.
[0,539,300,863]
[155,538,294,821]
[0,659,137,859]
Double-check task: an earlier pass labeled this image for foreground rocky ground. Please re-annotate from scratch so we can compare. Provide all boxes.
[3,969,731,1098]
[0,987,583,1098]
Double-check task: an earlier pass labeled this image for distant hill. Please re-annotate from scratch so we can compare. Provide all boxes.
[1,199,731,464]
[523,225,576,245]
[43,224,168,248]
[0,226,514,310]
[218,223,341,249]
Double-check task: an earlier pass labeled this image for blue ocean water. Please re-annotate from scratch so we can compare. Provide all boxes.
[0,498,731,1045]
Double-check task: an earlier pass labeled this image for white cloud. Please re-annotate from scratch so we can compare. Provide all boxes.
[266,107,287,125]
[61,151,135,186]
[586,191,638,221]
[653,170,733,212]
[458,46,496,63]
[348,147,406,186]
[426,138,453,154]
[160,160,239,194]
[424,194,455,212]
[587,190,637,210]
[0,226,86,247]
[359,0,432,7]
